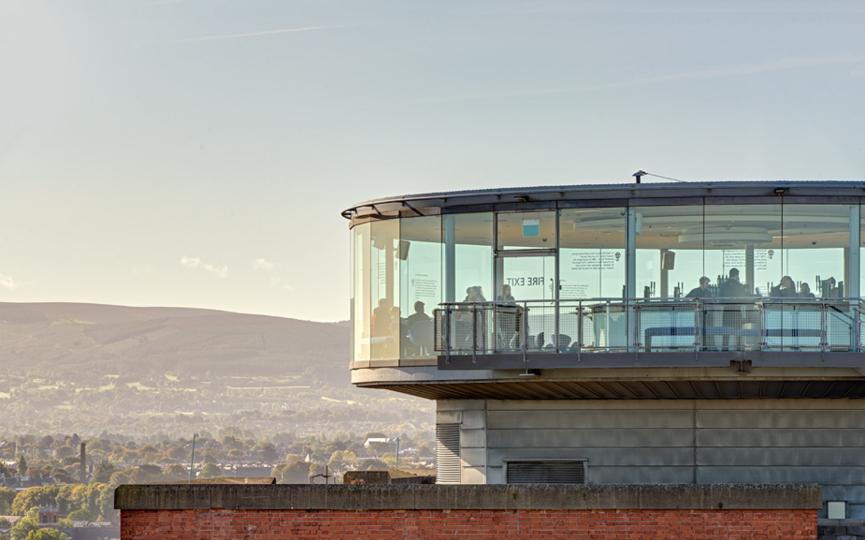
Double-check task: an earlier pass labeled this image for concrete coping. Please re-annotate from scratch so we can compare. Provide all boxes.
[115,483,823,511]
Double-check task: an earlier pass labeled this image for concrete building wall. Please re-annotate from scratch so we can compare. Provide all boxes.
[438,398,865,518]
[437,400,487,484]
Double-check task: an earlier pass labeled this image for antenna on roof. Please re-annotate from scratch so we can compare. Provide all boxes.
[633,171,686,183]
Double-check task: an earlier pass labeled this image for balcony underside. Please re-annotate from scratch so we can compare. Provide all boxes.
[438,351,865,370]
[361,377,865,400]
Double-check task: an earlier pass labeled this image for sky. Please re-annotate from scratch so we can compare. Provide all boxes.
[1,0,865,322]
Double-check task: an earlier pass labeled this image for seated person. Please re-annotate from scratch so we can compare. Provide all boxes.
[686,277,712,298]
[799,282,815,298]
[770,276,798,298]
[406,301,431,328]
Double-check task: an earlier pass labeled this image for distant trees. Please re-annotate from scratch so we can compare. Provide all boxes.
[197,464,222,479]
[0,488,15,514]
[162,464,187,482]
[24,527,67,540]
[11,507,40,540]
[54,447,75,460]
[16,456,27,476]
[11,507,67,540]
[91,462,119,484]
[255,443,278,463]
[271,461,317,484]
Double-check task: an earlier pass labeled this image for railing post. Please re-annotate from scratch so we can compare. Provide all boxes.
[821,301,828,353]
[472,304,477,364]
[444,307,451,364]
[577,300,583,363]
[760,300,768,352]
[492,297,497,353]
[522,301,528,363]
[694,300,700,355]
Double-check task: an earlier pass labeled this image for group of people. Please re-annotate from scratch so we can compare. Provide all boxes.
[685,268,819,299]
[370,298,432,358]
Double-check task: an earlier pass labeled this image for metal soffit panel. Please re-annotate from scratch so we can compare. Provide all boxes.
[367,380,865,400]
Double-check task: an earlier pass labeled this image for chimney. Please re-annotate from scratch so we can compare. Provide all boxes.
[79,443,87,484]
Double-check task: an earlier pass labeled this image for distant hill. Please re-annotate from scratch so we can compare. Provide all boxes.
[0,302,350,384]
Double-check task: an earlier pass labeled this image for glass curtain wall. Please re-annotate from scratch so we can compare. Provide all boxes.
[497,211,556,250]
[352,223,371,362]
[446,212,493,303]
[351,203,865,361]
[399,216,442,358]
[369,219,400,360]
[634,206,705,298]
[782,205,850,298]
[703,204,782,296]
[559,208,627,299]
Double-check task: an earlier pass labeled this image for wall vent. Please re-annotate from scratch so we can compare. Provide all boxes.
[506,460,586,484]
[435,423,461,484]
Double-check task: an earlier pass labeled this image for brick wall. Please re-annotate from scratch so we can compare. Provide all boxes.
[121,508,816,540]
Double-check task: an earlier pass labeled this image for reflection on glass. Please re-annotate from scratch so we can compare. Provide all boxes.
[399,216,441,358]
[704,204,782,297]
[497,211,556,250]
[447,212,493,303]
[782,205,850,298]
[559,207,626,298]
[370,219,400,360]
[634,206,705,298]
[352,223,370,362]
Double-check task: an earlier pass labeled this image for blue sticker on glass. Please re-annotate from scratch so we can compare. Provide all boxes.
[522,219,540,237]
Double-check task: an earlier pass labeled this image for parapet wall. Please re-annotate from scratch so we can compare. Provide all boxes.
[116,483,822,540]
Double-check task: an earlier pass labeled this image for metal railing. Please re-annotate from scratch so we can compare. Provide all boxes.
[433,297,865,362]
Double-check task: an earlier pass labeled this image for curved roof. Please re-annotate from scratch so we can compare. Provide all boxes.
[342,180,865,225]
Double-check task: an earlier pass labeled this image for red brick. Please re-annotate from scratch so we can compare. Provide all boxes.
[120,508,817,540]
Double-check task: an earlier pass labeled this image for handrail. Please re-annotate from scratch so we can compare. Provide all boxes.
[434,297,865,356]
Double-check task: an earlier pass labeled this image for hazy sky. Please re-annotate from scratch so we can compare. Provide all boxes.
[2,0,865,321]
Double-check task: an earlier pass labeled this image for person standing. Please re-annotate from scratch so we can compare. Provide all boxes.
[718,269,750,350]
[496,284,517,349]
[686,277,713,298]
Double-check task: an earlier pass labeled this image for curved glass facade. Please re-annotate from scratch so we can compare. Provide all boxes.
[350,202,864,362]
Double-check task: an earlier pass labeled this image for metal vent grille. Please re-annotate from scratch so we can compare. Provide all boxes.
[435,423,460,484]
[506,460,586,484]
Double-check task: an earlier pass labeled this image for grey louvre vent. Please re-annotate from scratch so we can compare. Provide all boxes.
[435,423,460,484]
[506,460,586,484]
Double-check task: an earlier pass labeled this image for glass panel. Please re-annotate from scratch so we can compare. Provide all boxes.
[447,212,493,303]
[352,223,370,362]
[497,211,556,250]
[559,207,626,299]
[399,215,441,358]
[704,204,782,297]
[495,256,558,351]
[370,219,400,360]
[634,206,705,298]
[782,205,850,298]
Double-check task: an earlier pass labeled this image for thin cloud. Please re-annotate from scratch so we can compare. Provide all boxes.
[253,258,284,287]
[477,0,865,16]
[0,273,18,290]
[253,258,280,272]
[418,53,865,104]
[643,53,865,85]
[180,256,228,278]
[175,25,344,43]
